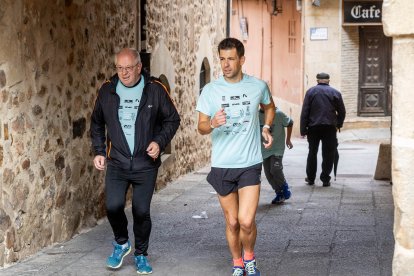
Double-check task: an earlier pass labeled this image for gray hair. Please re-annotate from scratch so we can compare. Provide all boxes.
[114,48,141,65]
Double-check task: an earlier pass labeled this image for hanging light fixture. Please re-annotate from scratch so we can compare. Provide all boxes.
[271,0,283,15]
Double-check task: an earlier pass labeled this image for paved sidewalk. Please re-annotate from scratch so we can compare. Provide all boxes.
[1,136,394,276]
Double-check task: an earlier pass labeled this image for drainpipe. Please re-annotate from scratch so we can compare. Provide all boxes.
[270,8,273,93]
[226,0,231,37]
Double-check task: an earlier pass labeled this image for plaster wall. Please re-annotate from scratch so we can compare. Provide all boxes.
[302,0,342,91]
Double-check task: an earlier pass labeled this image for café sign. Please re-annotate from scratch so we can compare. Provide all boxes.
[343,1,382,25]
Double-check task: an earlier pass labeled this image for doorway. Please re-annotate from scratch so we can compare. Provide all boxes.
[358,26,392,116]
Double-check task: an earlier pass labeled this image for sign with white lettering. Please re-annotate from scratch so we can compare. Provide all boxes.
[343,1,382,25]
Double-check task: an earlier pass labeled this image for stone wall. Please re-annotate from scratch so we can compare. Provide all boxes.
[145,1,227,186]
[0,0,227,267]
[0,0,137,266]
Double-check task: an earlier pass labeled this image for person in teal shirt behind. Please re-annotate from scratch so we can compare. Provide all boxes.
[259,106,293,204]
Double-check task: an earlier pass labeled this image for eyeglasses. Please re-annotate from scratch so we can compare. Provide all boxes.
[115,63,139,73]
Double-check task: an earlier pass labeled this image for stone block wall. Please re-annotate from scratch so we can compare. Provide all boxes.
[0,0,136,266]
[383,1,414,275]
[0,0,227,267]
[145,1,227,186]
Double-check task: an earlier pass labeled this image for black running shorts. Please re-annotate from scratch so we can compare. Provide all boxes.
[206,163,262,196]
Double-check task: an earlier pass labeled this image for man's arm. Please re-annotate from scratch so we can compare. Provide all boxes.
[198,108,226,135]
[151,84,181,151]
[261,101,275,148]
[336,94,346,129]
[198,112,213,135]
[90,90,107,170]
[286,124,293,149]
[300,92,311,136]
[90,91,107,157]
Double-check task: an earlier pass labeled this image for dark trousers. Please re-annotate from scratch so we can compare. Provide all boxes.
[306,125,337,183]
[105,166,158,256]
[263,155,286,193]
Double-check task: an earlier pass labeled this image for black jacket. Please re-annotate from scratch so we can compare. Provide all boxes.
[300,83,346,136]
[90,72,180,171]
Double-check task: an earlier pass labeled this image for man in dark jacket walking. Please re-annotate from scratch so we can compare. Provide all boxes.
[90,48,180,274]
[300,72,346,187]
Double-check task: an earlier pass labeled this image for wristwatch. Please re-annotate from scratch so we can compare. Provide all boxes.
[210,119,215,129]
[263,124,271,130]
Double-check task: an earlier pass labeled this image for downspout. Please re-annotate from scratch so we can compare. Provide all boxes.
[260,0,264,79]
[270,7,273,94]
[301,0,306,102]
[226,0,231,37]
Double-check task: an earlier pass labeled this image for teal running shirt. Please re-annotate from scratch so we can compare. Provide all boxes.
[116,76,144,154]
[196,74,272,168]
[260,108,293,159]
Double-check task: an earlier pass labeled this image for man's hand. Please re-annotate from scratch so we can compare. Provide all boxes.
[286,140,293,149]
[262,128,273,149]
[147,141,160,160]
[93,155,106,171]
[211,108,226,128]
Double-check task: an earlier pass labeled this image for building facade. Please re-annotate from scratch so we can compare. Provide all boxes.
[230,0,391,135]
[303,0,391,130]
[231,1,414,274]
[231,0,303,135]
[1,0,414,273]
[0,0,227,266]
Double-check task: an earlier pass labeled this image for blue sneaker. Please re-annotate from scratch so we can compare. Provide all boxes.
[135,255,153,274]
[271,193,285,204]
[282,182,291,200]
[232,266,245,276]
[243,259,260,276]
[106,241,131,269]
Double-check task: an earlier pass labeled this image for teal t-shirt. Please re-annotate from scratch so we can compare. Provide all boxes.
[116,76,145,154]
[196,74,271,168]
[260,108,293,159]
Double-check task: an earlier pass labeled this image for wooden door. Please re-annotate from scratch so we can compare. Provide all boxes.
[358,26,392,116]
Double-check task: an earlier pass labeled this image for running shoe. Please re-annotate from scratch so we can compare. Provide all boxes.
[135,255,153,274]
[243,259,260,276]
[106,241,131,269]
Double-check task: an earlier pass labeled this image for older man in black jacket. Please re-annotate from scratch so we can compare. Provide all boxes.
[300,72,346,187]
[90,48,180,274]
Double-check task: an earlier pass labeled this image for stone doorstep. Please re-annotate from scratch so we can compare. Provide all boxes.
[342,117,391,130]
